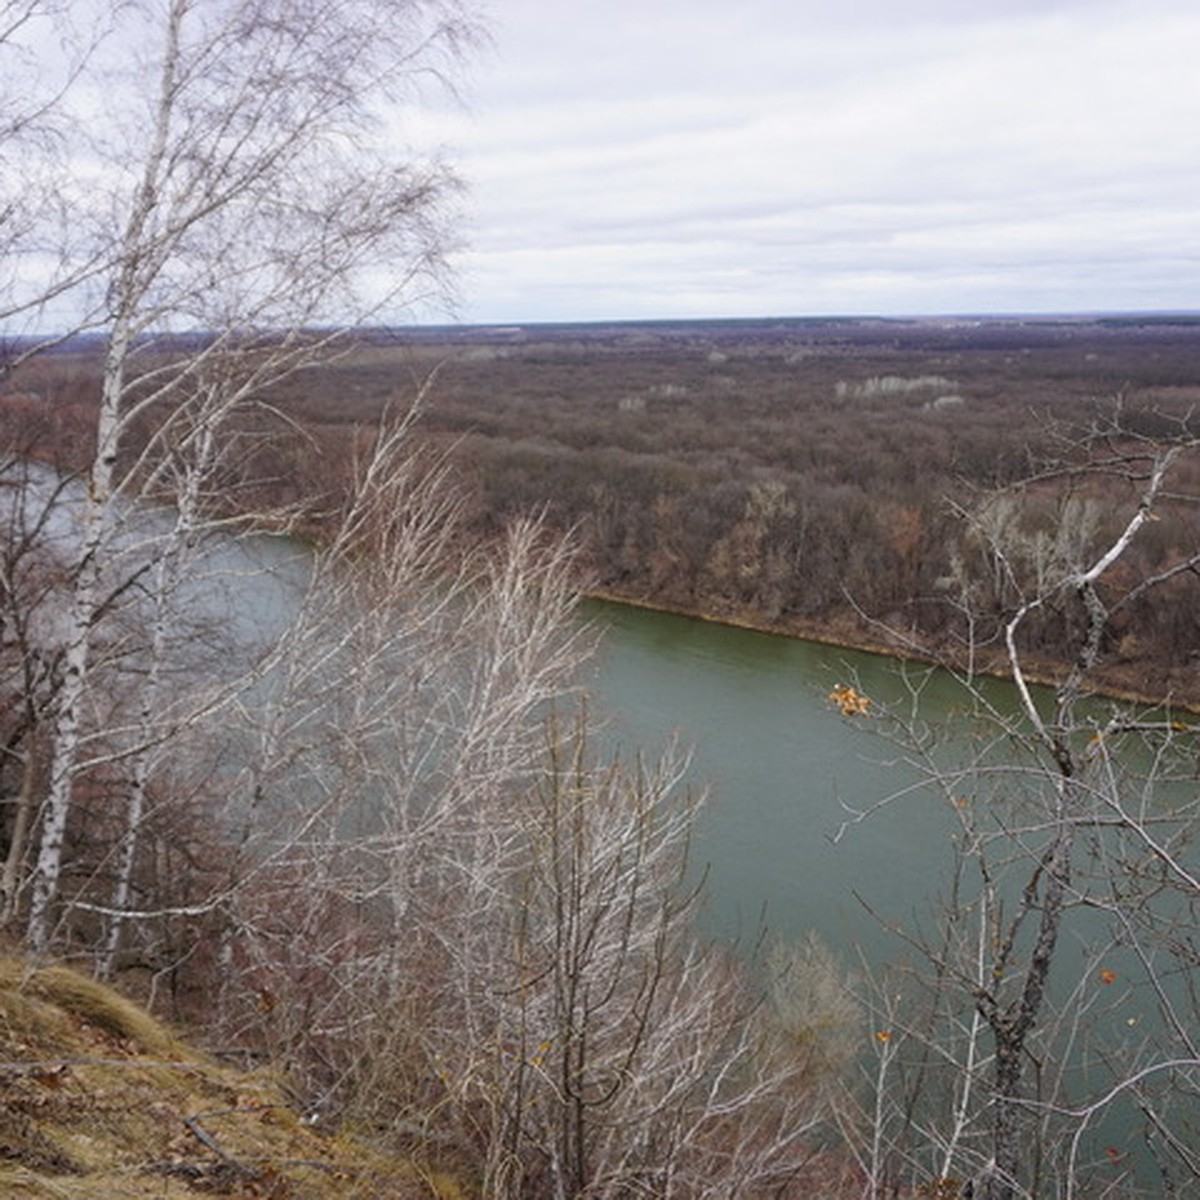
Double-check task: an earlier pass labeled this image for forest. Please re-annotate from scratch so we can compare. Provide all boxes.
[12,314,1200,704]
[142,315,1200,702]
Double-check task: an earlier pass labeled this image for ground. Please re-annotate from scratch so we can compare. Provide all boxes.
[0,958,465,1199]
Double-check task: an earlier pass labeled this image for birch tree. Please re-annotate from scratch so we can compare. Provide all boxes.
[6,0,477,951]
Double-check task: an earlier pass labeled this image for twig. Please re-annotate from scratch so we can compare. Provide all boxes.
[182,1113,259,1180]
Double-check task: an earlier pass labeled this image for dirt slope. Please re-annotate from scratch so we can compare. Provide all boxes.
[0,958,463,1199]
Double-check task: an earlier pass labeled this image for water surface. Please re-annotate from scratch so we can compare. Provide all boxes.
[580,599,961,959]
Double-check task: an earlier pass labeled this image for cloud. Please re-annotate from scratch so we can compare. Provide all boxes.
[419,0,1200,321]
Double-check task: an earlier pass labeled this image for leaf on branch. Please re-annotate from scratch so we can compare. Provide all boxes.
[828,684,871,717]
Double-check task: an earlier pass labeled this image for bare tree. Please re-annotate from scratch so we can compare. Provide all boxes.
[1,0,479,951]
[466,718,825,1199]
[191,407,584,1119]
[0,456,74,920]
[844,415,1200,1198]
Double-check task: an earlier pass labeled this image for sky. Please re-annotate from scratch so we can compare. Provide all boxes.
[405,0,1200,324]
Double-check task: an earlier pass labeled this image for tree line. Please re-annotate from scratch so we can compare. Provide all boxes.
[253,317,1200,706]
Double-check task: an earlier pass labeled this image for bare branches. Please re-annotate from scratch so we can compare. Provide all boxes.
[5,0,481,952]
[837,418,1200,1198]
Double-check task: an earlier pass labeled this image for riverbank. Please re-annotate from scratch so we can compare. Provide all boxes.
[584,586,1200,714]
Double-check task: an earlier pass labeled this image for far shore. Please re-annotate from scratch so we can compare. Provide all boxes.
[583,587,1200,715]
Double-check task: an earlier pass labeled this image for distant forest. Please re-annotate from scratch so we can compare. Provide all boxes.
[7,315,1200,704]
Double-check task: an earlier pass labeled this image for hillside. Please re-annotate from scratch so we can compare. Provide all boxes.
[0,958,464,1199]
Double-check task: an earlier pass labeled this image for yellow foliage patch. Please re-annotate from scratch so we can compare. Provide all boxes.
[828,684,871,717]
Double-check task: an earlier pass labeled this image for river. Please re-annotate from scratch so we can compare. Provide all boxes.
[581,597,1191,1188]
[580,598,968,958]
[2,460,981,964]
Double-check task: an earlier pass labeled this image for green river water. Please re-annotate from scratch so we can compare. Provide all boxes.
[581,598,1195,1188]
[581,597,962,957]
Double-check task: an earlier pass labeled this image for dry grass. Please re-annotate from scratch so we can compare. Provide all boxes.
[0,957,467,1198]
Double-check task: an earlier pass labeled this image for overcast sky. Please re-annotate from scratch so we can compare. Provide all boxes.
[407,0,1200,324]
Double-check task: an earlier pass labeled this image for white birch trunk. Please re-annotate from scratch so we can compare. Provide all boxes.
[97,485,197,977]
[26,487,111,951]
[25,5,183,952]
